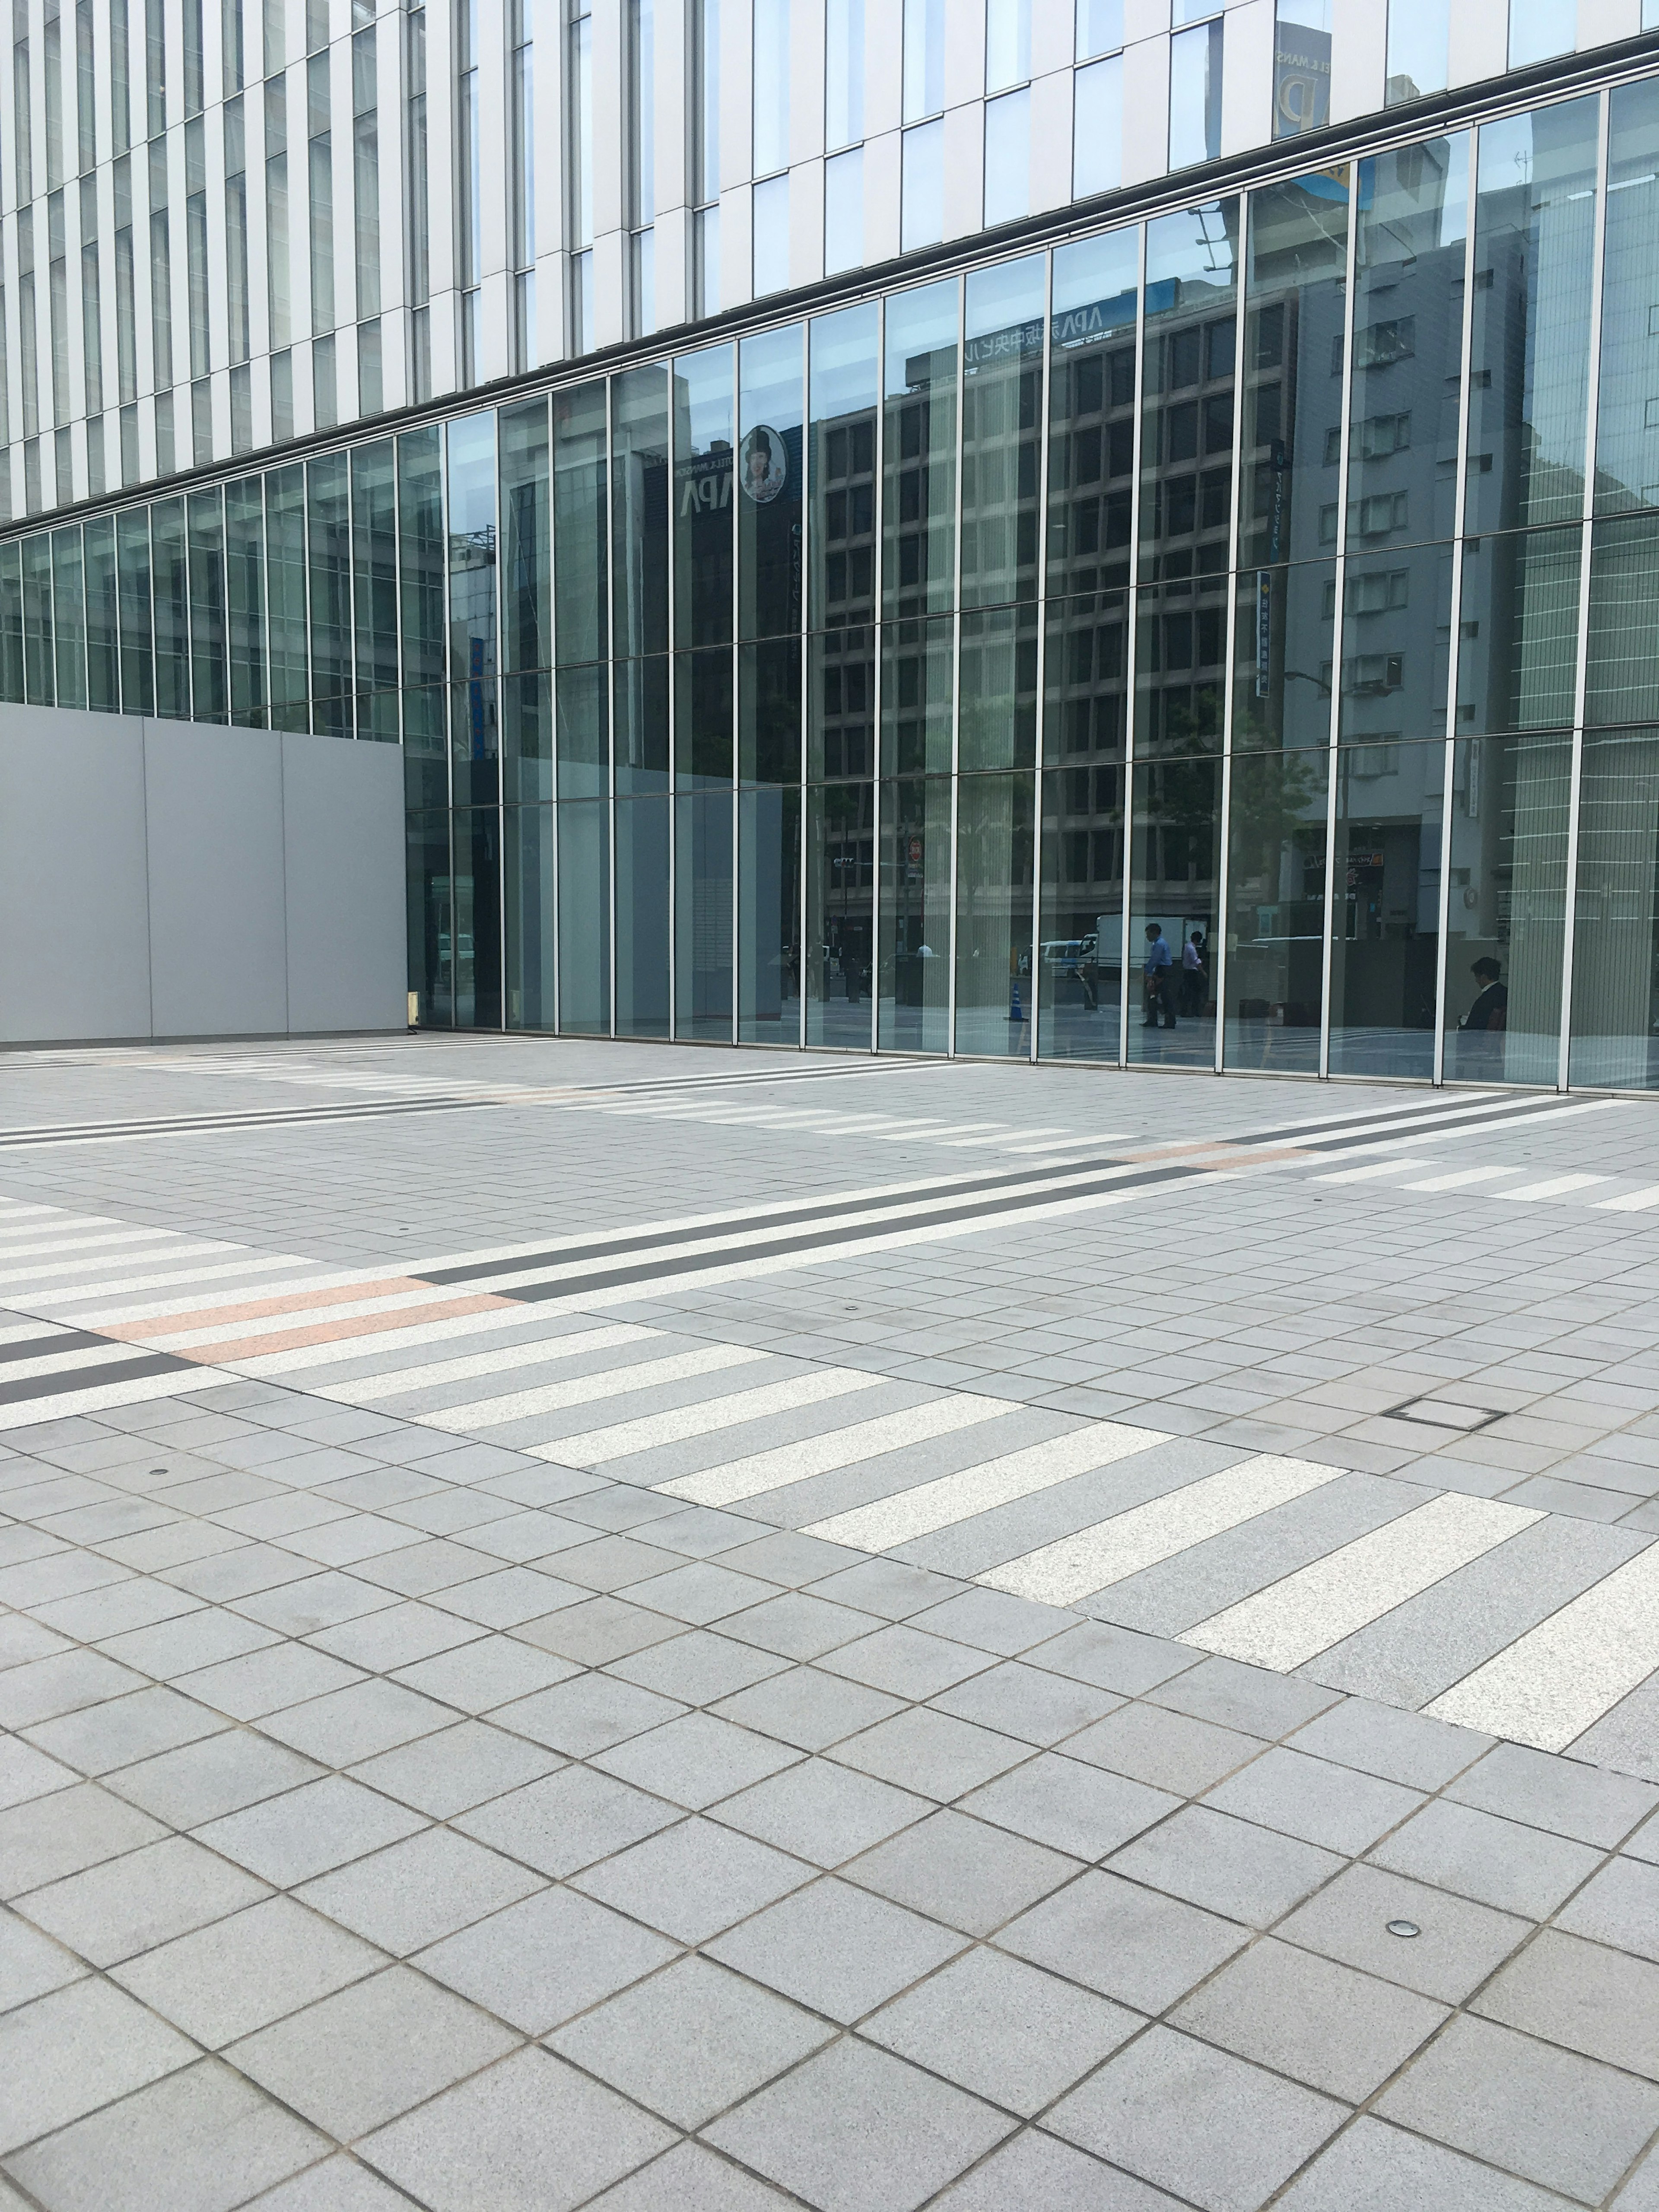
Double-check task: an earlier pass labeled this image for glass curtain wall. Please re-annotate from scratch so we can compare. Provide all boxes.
[5,92,1658,1091]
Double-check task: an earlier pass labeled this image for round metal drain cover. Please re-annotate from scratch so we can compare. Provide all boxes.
[1386,1919,1421,1939]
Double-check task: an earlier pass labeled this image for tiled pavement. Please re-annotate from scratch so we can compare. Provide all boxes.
[6,1041,1659,2204]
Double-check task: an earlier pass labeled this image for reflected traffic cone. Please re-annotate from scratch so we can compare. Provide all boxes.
[1009,976,1023,1023]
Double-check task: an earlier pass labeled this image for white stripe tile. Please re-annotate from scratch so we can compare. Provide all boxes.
[1495,1174,1609,1202]
[236,1304,614,1378]
[61,1260,354,1326]
[1402,1166,1526,1192]
[803,1421,1166,1552]
[24,1255,303,1315]
[0,1343,162,1386]
[1595,1186,1659,1213]
[529,1366,881,1466]
[1185,1493,1541,1672]
[411,1343,771,1432]
[1313,1158,1437,1185]
[142,1282,506,1352]
[0,1322,74,1347]
[1425,1541,1659,1751]
[0,1368,211,1430]
[0,1226,144,1255]
[0,1239,233,1289]
[318,1323,659,1402]
[653,1394,1018,1506]
[978,1453,1345,1608]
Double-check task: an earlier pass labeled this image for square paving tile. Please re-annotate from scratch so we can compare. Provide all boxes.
[1474,1928,1659,2079]
[1287,1699,1492,1794]
[1274,1862,1532,2003]
[928,2126,1189,2208]
[705,1875,966,2021]
[926,1660,1121,1748]
[1062,1702,1264,1797]
[0,1905,88,2008]
[996,1869,1249,2013]
[960,1754,1179,1862]
[22,1684,228,1775]
[865,1946,1141,2116]
[1171,1935,1448,2101]
[455,1764,679,1877]
[1146,1656,1338,1740]
[715,1756,931,1866]
[224,1964,517,2139]
[346,1720,563,1818]
[580,2139,800,2209]
[1030,1622,1198,1698]
[413,1885,678,2034]
[819,1624,993,1700]
[1106,1805,1344,1926]
[0,1978,196,2152]
[0,1783,168,1897]
[1369,1799,1601,1919]
[722,1592,885,1662]
[711,1666,905,1750]
[295,1827,544,1955]
[108,1888,386,2041]
[360,2047,676,2212]
[833,1707,1031,1801]
[1201,1745,1424,1856]
[548,1954,834,2127]
[1274,2115,1580,2212]
[512,1595,683,1667]
[1557,1852,1659,1961]
[1446,1741,1659,1848]
[1376,2012,1659,2200]
[571,1816,814,1943]
[489,1674,686,1757]
[193,1775,429,1886]
[607,1629,789,1706]
[702,2037,1014,2212]
[16,1833,270,1966]
[105,1734,324,1828]
[391,1637,580,1713]
[844,1809,1083,1938]
[0,1738,78,1812]
[4,2056,324,2212]
[257,1679,459,1766]
[591,1710,801,1808]
[1047,2025,1346,2212]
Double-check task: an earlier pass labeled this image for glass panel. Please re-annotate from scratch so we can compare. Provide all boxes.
[1386,0,1447,103]
[226,476,267,726]
[1327,736,1443,1077]
[675,643,733,788]
[1274,0,1330,140]
[1350,135,1467,543]
[673,342,734,649]
[807,779,875,1046]
[809,303,878,632]
[447,412,496,799]
[884,279,958,620]
[397,427,445,769]
[115,511,154,714]
[85,517,119,712]
[1221,744,1328,1071]
[307,452,352,734]
[1231,558,1333,751]
[612,364,670,659]
[406,807,454,1026]
[739,635,800,783]
[186,494,229,731]
[1239,171,1347,572]
[1038,749,1123,1064]
[617,791,671,1035]
[1047,227,1137,602]
[556,661,608,803]
[1569,727,1659,1090]
[961,254,1043,610]
[351,439,397,736]
[954,770,1034,1055]
[616,653,669,794]
[500,397,550,676]
[1072,54,1122,200]
[151,498,189,718]
[1444,731,1569,1085]
[881,614,953,774]
[20,537,53,707]
[1597,80,1659,519]
[266,463,309,733]
[453,804,502,1028]
[51,525,86,709]
[502,669,553,803]
[1456,524,1580,735]
[504,803,556,1029]
[738,322,803,642]
[738,782,802,1042]
[554,378,607,663]
[676,787,733,1038]
[1127,752,1220,1064]
[1338,540,1453,742]
[1466,99,1598,535]
[1044,589,1129,765]
[878,774,951,1052]
[1135,575,1227,755]
[960,603,1037,769]
[809,625,874,779]
[1586,515,1659,729]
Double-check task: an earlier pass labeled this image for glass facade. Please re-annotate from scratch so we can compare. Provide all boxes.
[11,83,1659,1092]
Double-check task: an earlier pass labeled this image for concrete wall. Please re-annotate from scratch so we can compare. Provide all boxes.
[0,708,406,1045]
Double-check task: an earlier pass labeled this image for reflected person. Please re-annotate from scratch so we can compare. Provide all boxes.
[1143,924,1177,1030]
[1456,955,1508,1080]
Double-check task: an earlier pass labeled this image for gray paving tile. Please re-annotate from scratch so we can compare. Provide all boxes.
[512,1594,685,1666]
[110,1895,387,2046]
[0,1736,78,1812]
[844,1808,1083,1937]
[0,1977,197,2152]
[1475,1928,1659,2079]
[1027,1620,1199,1698]
[174,1643,367,1722]
[454,1764,679,1877]
[1557,1852,1659,1961]
[360,2047,676,2212]
[710,1664,905,1749]
[1616,2152,1659,2208]
[605,1627,789,1705]
[927,1659,1122,1747]
[1106,1804,1343,1926]
[715,1755,931,1866]
[0,1904,87,2009]
[996,1869,1249,2012]
[345,1720,563,1817]
[22,1685,230,1775]
[819,1623,994,1699]
[834,1706,1032,1800]
[1274,1861,1532,2003]
[706,1874,966,2021]
[389,1635,580,1712]
[572,1815,815,1945]
[1275,2116,1580,2211]
[549,1953,833,2127]
[0,1650,152,1730]
[295,1827,544,1954]
[256,1678,459,1765]
[702,2037,1014,2212]
[1062,1701,1264,1796]
[488,1673,687,1757]
[1286,1697,1492,1793]
[193,1776,429,1885]
[1377,2012,1659,2200]
[16,1833,271,1965]
[1446,1740,1659,1847]
[0,1782,167,1897]
[1202,1745,1424,1856]
[928,2128,1186,2208]
[721,1589,887,1661]
[864,1946,1141,2116]
[413,1883,679,2032]
[4,2056,324,2212]
[580,2141,800,2210]
[1369,1799,1601,1919]
[810,1558,969,1621]
[225,1964,517,2138]
[104,1733,325,1828]
[591,1710,801,1808]
[960,1753,1179,1861]
[1146,1655,1339,1740]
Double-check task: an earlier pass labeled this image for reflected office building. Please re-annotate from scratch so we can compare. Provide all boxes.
[6,0,1659,1088]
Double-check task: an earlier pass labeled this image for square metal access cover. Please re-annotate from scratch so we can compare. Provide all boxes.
[1385,1397,1505,1433]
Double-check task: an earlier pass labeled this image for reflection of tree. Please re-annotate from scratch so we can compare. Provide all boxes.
[1229,745,1325,870]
